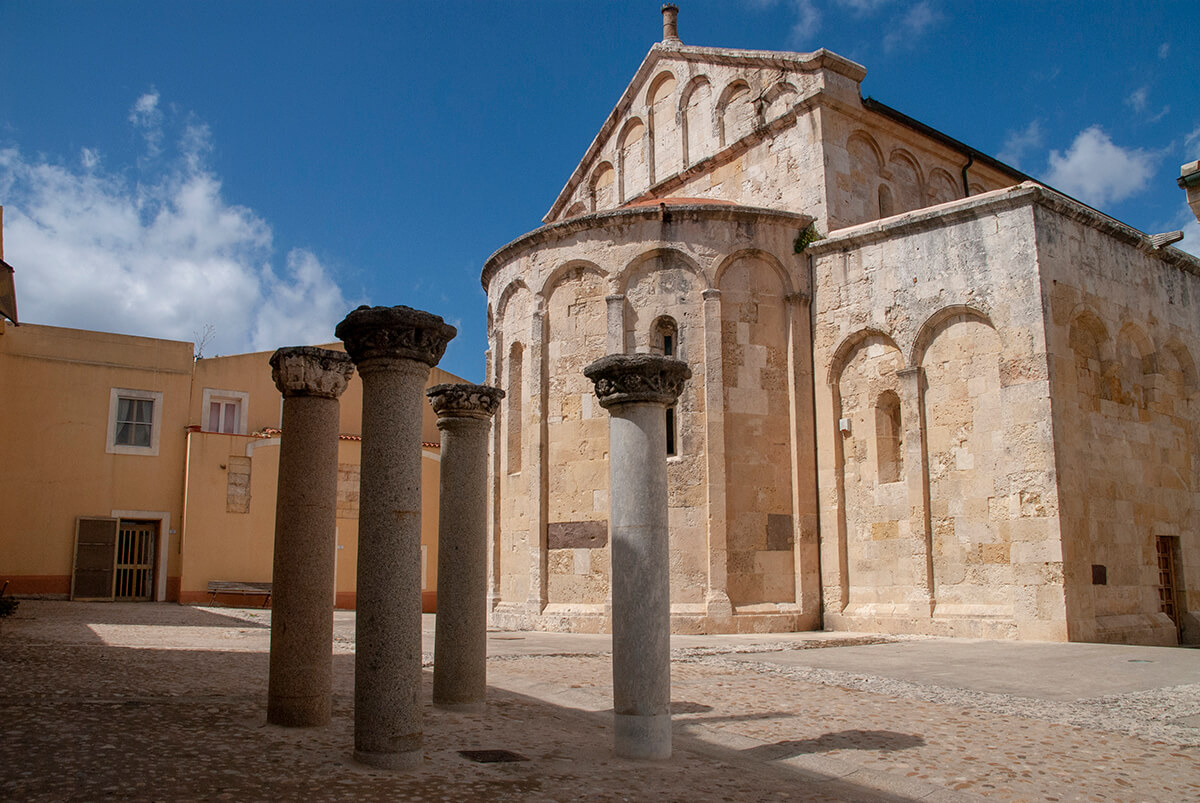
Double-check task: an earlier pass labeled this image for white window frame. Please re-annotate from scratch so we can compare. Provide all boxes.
[200,388,250,435]
[106,388,164,456]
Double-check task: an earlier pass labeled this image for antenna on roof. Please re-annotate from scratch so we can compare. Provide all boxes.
[662,4,681,44]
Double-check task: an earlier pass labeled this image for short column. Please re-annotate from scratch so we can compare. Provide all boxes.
[267,346,354,727]
[427,383,504,710]
[583,353,691,760]
[336,305,456,770]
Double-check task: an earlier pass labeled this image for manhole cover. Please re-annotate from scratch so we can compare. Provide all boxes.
[459,749,530,763]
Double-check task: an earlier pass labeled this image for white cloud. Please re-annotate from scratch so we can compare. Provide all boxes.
[1125,86,1148,113]
[129,90,164,159]
[837,0,894,13]
[1185,124,1200,148]
[788,0,823,45]
[883,1,941,53]
[1044,126,1155,207]
[0,94,354,356]
[998,120,1043,169]
[1158,42,1170,60]
[1178,217,1200,259]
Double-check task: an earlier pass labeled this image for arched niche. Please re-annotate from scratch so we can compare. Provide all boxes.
[679,75,714,167]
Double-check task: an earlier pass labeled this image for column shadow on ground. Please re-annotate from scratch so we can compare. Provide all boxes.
[741,729,925,760]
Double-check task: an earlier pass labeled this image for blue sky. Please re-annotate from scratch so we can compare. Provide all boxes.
[2,1,1197,382]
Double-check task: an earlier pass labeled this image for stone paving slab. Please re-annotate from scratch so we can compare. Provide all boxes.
[725,638,1200,701]
[2,601,1198,802]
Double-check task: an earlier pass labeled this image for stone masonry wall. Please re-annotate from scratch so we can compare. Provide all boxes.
[1036,201,1200,645]
[811,187,1066,640]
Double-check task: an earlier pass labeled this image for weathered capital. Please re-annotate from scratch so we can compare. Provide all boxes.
[426,383,505,422]
[584,353,691,409]
[335,305,457,367]
[269,346,355,399]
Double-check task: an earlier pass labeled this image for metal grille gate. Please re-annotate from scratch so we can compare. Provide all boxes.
[114,521,156,601]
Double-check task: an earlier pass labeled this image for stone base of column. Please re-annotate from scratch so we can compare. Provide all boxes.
[614,713,672,760]
[267,696,330,728]
[353,748,423,771]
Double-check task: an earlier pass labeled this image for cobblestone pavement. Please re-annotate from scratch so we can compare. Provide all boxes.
[1,601,1197,802]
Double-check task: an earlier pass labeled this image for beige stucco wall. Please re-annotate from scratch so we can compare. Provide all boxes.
[0,323,193,598]
[2,323,460,610]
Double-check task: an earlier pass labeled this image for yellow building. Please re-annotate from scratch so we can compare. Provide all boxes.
[0,320,456,611]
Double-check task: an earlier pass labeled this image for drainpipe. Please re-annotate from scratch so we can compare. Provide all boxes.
[961,153,975,197]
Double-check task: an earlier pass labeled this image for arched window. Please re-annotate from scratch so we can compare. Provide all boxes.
[653,315,678,357]
[875,390,902,483]
[878,184,894,219]
[506,342,523,474]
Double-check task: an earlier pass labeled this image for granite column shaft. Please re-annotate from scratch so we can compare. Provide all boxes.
[267,346,354,728]
[428,383,503,710]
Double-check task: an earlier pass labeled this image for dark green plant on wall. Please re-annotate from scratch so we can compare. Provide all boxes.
[794,223,822,253]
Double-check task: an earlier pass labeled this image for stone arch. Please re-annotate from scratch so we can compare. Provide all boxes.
[539,259,609,301]
[652,314,679,356]
[713,248,793,296]
[927,167,960,205]
[543,257,611,607]
[763,81,798,121]
[828,327,898,387]
[919,311,1011,616]
[616,246,708,295]
[910,305,996,367]
[1116,321,1157,408]
[619,248,706,358]
[878,184,895,218]
[679,75,714,167]
[617,117,647,203]
[719,249,795,605]
[716,79,753,147]
[887,148,925,212]
[1067,307,1114,402]
[833,332,908,613]
[646,70,679,184]
[563,201,587,219]
[1161,337,1198,397]
[496,277,531,322]
[589,161,616,212]
[968,182,988,196]
[847,130,885,175]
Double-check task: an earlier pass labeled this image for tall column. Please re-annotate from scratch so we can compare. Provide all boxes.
[700,287,732,622]
[267,346,355,727]
[427,383,504,711]
[584,353,691,760]
[898,366,935,616]
[336,305,456,770]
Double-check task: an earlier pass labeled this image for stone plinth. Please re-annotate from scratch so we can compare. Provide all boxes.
[336,305,456,770]
[427,383,504,711]
[266,346,354,727]
[584,353,691,760]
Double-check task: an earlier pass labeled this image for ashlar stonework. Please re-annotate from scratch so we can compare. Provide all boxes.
[482,9,1199,645]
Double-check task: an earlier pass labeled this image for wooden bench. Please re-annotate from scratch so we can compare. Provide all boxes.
[207,581,272,607]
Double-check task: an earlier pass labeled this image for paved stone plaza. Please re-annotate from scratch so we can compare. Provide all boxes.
[1,601,1197,801]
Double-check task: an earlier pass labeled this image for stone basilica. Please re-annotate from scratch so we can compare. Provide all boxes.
[481,8,1199,645]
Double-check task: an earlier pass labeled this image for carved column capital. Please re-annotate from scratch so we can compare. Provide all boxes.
[701,288,721,301]
[269,346,354,399]
[584,353,691,409]
[335,305,457,367]
[427,383,505,422]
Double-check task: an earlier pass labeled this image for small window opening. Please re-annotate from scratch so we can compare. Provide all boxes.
[653,315,679,357]
[666,406,677,456]
[875,390,903,483]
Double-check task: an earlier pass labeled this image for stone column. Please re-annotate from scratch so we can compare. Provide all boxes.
[427,383,504,711]
[267,346,355,727]
[584,353,691,760]
[700,287,732,622]
[336,305,456,770]
[898,366,935,616]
